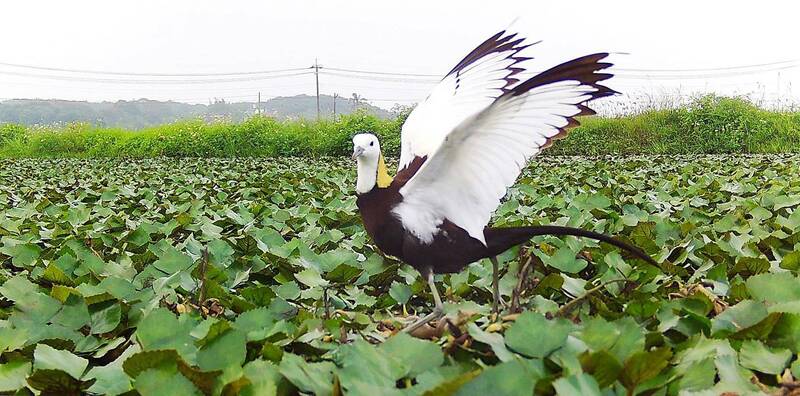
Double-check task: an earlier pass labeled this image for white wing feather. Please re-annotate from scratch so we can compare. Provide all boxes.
[394,56,614,244]
[397,30,535,171]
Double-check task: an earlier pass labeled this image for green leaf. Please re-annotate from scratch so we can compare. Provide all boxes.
[75,282,116,305]
[580,351,622,388]
[233,307,279,341]
[774,195,800,210]
[251,227,286,253]
[278,353,335,396]
[67,239,106,276]
[675,335,736,366]
[545,246,587,273]
[467,323,515,362]
[123,349,179,378]
[380,333,444,377]
[0,275,61,322]
[0,361,31,392]
[86,344,140,396]
[274,282,301,300]
[579,317,620,352]
[194,320,231,348]
[240,285,276,307]
[42,262,74,286]
[176,359,222,396]
[127,225,153,246]
[714,353,759,393]
[505,312,572,358]
[136,308,198,361]
[325,263,361,283]
[746,272,800,304]
[89,300,122,334]
[455,359,544,396]
[710,299,768,337]
[552,372,602,396]
[335,339,405,394]
[295,267,329,288]
[771,313,800,352]
[98,276,139,301]
[674,357,716,392]
[9,243,41,267]
[738,340,792,374]
[781,251,800,271]
[208,239,235,267]
[420,368,480,396]
[793,359,800,379]
[620,347,672,391]
[153,246,194,274]
[388,281,412,305]
[34,344,88,379]
[135,366,201,396]
[733,256,770,275]
[0,328,28,353]
[240,360,280,396]
[50,294,91,331]
[196,329,246,371]
[26,368,90,393]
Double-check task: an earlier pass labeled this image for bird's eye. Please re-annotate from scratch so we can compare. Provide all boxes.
[369,141,374,147]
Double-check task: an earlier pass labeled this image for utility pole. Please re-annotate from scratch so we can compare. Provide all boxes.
[257,91,261,115]
[313,59,321,120]
[333,93,337,117]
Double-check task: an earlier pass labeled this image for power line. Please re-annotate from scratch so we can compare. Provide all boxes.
[320,71,439,84]
[0,77,314,92]
[323,60,800,80]
[0,61,309,77]
[3,58,798,107]
[616,59,800,73]
[324,66,442,78]
[615,63,800,80]
[0,70,315,84]
[324,59,800,78]
[3,59,797,84]
[2,57,799,79]
[5,64,794,86]
[367,98,422,102]
[0,78,316,95]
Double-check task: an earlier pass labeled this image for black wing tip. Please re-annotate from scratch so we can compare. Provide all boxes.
[499,52,619,149]
[446,29,538,83]
[506,52,617,98]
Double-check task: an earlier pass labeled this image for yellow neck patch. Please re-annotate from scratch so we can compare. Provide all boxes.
[376,153,393,188]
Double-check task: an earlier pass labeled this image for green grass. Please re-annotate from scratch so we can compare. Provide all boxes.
[1,95,798,158]
[548,95,800,155]
[0,112,403,158]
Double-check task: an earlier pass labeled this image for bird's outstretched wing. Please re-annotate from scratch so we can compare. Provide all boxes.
[397,29,536,171]
[393,53,615,245]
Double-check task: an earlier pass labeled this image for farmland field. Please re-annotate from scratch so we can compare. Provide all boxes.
[1,155,800,395]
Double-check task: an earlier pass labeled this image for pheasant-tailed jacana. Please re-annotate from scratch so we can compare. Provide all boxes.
[352,28,657,333]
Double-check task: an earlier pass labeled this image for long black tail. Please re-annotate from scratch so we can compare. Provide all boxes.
[485,225,658,266]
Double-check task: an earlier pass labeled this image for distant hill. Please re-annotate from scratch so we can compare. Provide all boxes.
[0,94,393,129]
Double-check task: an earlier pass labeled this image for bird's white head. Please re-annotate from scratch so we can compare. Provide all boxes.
[351,133,381,162]
[352,133,392,194]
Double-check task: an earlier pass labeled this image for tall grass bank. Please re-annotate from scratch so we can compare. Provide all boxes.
[1,95,798,158]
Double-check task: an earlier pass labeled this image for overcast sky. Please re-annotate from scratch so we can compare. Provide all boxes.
[1,1,798,110]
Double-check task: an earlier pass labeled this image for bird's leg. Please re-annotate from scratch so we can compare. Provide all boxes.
[490,256,500,317]
[402,271,444,334]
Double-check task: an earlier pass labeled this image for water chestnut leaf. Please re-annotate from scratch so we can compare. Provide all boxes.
[505,312,572,358]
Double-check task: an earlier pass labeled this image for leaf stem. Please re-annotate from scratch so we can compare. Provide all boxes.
[555,279,630,318]
[197,246,209,305]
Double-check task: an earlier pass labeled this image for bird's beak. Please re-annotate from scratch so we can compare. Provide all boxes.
[351,146,365,160]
